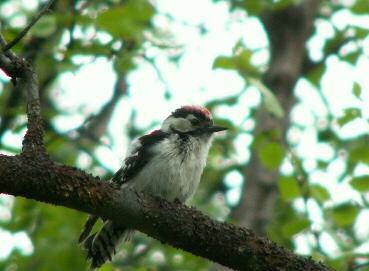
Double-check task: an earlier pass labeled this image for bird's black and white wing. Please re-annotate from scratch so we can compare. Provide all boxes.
[79,129,169,269]
[111,130,170,186]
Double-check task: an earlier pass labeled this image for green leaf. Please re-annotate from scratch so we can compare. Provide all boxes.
[352,0,369,14]
[317,160,329,170]
[310,184,330,203]
[243,0,265,15]
[215,47,279,118]
[213,49,260,77]
[232,39,244,54]
[248,77,284,118]
[30,15,57,37]
[212,56,236,70]
[354,26,369,39]
[113,51,136,73]
[278,176,301,201]
[307,63,326,87]
[75,14,94,26]
[205,94,239,109]
[96,1,154,39]
[259,142,285,170]
[323,31,345,56]
[337,108,361,127]
[282,217,310,238]
[351,176,369,192]
[272,0,293,10]
[330,203,360,227]
[349,145,369,164]
[326,257,349,271]
[342,51,360,65]
[353,82,362,99]
[237,50,260,77]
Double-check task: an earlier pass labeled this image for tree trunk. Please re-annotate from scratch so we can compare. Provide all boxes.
[213,1,320,270]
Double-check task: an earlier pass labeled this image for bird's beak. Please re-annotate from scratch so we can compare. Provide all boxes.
[204,125,228,133]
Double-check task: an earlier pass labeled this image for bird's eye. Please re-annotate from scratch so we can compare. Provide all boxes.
[191,119,200,125]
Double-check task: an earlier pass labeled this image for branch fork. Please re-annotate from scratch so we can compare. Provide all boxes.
[0,40,45,156]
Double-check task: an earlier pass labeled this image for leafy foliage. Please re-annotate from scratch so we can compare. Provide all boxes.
[278,176,301,202]
[328,203,360,228]
[1,0,369,270]
[337,108,361,127]
[350,176,369,192]
[213,44,284,118]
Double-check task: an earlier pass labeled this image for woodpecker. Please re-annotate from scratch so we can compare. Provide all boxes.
[79,105,227,269]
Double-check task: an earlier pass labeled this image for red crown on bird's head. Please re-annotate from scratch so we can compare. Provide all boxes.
[181,105,212,119]
[171,105,212,121]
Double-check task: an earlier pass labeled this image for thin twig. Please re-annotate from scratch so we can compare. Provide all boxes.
[0,33,7,47]
[0,11,47,155]
[2,0,56,52]
[143,55,171,95]
[0,34,16,59]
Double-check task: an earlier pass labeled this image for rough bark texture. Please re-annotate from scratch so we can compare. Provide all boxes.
[0,154,333,271]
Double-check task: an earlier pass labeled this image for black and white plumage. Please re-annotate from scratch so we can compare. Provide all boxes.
[79,105,227,269]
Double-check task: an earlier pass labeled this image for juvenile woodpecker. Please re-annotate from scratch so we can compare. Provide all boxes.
[79,105,227,269]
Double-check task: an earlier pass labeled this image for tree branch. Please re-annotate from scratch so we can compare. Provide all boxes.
[0,154,333,271]
[0,33,46,155]
[1,0,56,52]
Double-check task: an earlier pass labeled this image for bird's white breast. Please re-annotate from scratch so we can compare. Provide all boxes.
[123,134,212,202]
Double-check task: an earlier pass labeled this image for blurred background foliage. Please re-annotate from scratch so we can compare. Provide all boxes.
[0,0,369,270]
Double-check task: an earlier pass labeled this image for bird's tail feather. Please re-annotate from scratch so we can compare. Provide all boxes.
[79,215,99,244]
[81,220,134,269]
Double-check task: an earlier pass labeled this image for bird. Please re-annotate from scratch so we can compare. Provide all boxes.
[78,105,227,269]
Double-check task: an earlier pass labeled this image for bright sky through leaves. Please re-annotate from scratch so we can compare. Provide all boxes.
[1,0,369,266]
